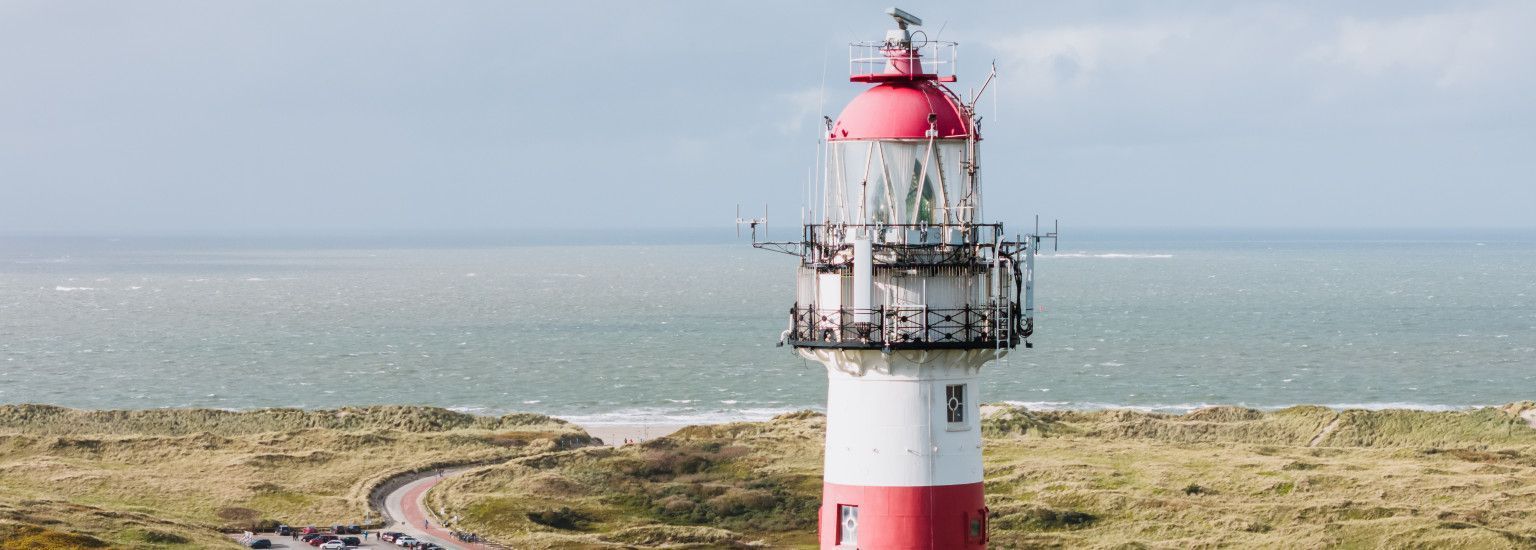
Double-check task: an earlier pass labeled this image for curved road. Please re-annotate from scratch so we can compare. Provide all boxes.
[380,468,491,550]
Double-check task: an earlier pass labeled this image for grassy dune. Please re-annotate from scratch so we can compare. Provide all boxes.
[0,405,595,549]
[2,402,1534,549]
[434,403,1536,549]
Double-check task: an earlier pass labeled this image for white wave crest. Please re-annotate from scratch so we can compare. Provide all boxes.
[1044,252,1173,259]
[557,406,808,426]
[54,286,96,291]
[1315,402,1472,412]
[999,400,1480,414]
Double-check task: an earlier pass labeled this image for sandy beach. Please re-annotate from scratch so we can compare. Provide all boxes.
[576,423,688,446]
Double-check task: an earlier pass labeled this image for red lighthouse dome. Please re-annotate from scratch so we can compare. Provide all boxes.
[829,81,972,141]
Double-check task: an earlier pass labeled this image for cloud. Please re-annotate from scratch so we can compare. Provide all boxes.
[1309,2,1536,90]
[982,2,1536,144]
[988,21,1193,98]
[773,87,826,135]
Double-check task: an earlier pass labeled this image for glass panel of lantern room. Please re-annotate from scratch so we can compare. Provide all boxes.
[826,141,872,225]
[875,141,926,226]
[828,140,968,231]
[936,141,970,224]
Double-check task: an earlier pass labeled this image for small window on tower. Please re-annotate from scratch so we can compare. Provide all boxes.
[946,384,966,424]
[837,505,859,546]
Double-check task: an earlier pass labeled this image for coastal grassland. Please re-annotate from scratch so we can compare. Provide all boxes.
[434,403,1536,549]
[981,402,1536,548]
[430,410,828,548]
[0,405,596,549]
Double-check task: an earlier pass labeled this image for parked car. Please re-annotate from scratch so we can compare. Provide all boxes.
[276,525,293,536]
[380,531,402,542]
[247,539,272,549]
[308,534,339,547]
[395,535,417,547]
[300,533,322,542]
[340,536,361,546]
[345,525,363,534]
[302,526,318,534]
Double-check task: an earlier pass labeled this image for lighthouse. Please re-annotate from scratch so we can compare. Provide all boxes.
[746,8,1045,549]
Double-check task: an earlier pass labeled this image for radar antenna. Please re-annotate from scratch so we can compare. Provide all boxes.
[734,204,800,256]
[735,204,767,240]
[1034,214,1061,252]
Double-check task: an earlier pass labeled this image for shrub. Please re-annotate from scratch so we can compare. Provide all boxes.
[994,506,1098,531]
[704,489,778,517]
[525,507,592,530]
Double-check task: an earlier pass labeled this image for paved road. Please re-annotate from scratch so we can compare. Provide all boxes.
[230,467,493,550]
[380,468,491,550]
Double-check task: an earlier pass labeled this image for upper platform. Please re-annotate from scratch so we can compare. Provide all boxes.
[848,40,958,83]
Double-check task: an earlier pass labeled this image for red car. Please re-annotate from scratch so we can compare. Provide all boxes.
[307,534,338,547]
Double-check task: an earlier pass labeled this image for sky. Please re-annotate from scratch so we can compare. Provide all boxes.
[1,1,1533,235]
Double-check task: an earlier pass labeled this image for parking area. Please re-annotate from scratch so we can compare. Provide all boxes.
[233,527,447,549]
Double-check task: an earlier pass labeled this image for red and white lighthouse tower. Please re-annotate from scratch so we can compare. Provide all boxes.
[749,8,1045,549]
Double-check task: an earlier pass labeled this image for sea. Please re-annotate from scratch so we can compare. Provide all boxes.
[2,229,1533,425]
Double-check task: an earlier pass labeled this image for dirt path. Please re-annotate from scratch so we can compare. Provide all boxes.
[1309,413,1342,447]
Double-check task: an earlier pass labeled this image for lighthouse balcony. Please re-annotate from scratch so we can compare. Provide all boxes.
[848,40,958,82]
[799,223,1016,267]
[786,303,1024,350]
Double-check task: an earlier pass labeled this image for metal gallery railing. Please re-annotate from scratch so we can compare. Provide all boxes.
[803,223,1006,246]
[786,303,1022,350]
[795,223,1012,267]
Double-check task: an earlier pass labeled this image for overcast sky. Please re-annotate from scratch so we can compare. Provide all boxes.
[2,1,1533,234]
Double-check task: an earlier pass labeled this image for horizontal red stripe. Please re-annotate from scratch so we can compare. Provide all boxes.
[818,481,987,549]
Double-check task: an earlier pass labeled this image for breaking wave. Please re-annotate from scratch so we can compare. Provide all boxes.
[1043,253,1173,259]
[556,406,807,426]
[1000,401,1480,414]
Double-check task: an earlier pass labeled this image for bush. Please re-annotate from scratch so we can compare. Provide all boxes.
[525,507,592,530]
[0,525,109,548]
[994,506,1098,531]
[129,529,189,544]
[704,489,778,517]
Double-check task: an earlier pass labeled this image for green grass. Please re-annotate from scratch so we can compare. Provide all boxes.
[4,402,1535,548]
[0,405,596,548]
[436,403,1536,549]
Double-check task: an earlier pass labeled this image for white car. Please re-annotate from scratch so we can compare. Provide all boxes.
[319,541,346,550]
[395,536,418,547]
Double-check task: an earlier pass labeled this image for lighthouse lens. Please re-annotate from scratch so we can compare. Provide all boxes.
[827,141,969,227]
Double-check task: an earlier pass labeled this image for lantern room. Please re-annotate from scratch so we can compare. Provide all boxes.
[822,16,979,232]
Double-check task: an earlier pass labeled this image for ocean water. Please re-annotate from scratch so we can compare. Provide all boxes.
[1,231,1533,424]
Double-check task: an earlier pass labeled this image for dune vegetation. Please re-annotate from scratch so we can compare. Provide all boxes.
[2,402,1535,548]
[432,402,1536,549]
[0,405,594,549]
